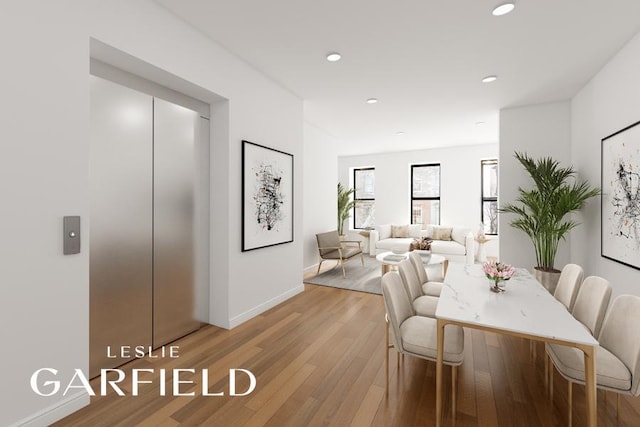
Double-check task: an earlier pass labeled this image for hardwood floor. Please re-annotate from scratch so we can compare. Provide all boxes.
[55,282,639,426]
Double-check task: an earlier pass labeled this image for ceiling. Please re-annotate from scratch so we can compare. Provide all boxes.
[155,0,640,155]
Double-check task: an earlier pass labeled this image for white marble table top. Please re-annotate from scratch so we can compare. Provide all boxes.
[436,263,598,346]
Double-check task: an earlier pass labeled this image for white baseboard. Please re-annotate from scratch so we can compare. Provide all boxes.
[303,260,344,275]
[228,285,304,328]
[303,263,319,274]
[9,392,89,427]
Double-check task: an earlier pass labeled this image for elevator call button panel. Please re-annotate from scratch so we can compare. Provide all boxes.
[63,216,81,255]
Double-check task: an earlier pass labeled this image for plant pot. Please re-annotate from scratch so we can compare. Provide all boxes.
[534,267,561,294]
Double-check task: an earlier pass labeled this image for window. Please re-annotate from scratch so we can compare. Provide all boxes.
[411,164,440,225]
[481,159,498,235]
[353,167,375,229]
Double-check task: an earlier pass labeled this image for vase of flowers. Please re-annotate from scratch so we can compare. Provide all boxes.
[410,237,433,261]
[482,260,516,293]
[409,237,432,251]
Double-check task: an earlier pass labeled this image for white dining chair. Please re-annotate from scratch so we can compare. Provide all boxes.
[534,264,584,361]
[571,276,612,337]
[553,263,584,311]
[398,258,439,317]
[546,276,611,393]
[547,295,640,426]
[408,251,443,297]
[382,271,464,417]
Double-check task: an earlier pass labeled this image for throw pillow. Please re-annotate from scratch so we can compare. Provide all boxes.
[432,226,453,241]
[377,224,392,240]
[408,224,422,238]
[451,228,471,245]
[391,224,409,238]
[423,225,435,238]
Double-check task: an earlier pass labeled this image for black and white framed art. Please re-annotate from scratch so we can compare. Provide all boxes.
[601,120,640,270]
[242,140,294,252]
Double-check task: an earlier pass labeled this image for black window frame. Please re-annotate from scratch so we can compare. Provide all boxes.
[353,167,375,230]
[481,159,499,235]
[410,163,441,225]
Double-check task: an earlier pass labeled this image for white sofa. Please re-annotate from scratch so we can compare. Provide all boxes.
[369,224,474,264]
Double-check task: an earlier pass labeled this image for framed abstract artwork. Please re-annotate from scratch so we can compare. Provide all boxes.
[242,140,294,252]
[601,120,640,270]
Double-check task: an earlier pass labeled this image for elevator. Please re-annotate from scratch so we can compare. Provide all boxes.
[89,61,210,377]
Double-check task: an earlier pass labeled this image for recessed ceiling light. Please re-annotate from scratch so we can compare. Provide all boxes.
[482,75,498,83]
[396,131,405,136]
[366,98,378,104]
[326,52,341,62]
[476,121,486,127]
[492,2,515,16]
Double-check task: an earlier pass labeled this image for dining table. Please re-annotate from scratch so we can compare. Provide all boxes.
[435,263,598,427]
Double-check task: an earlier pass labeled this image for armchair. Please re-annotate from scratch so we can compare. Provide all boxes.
[315,230,364,277]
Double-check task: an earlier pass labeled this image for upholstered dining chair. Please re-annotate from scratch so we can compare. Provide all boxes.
[571,276,612,337]
[546,276,612,393]
[398,258,439,318]
[408,251,443,297]
[546,295,640,426]
[315,230,364,277]
[553,263,585,311]
[382,271,464,417]
[533,264,584,360]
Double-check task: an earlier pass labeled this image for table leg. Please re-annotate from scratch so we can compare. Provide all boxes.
[381,264,389,276]
[442,259,449,278]
[581,344,597,427]
[385,318,389,392]
[544,352,548,390]
[436,319,445,427]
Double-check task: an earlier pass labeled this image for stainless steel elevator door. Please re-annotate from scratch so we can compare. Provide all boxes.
[153,98,201,346]
[89,76,153,378]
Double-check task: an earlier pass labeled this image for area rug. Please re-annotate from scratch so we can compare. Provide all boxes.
[304,256,383,295]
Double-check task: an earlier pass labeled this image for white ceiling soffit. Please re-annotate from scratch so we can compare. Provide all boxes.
[155,0,640,155]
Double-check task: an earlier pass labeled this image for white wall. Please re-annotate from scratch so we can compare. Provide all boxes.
[338,144,498,230]
[571,31,640,299]
[303,123,340,270]
[0,1,303,425]
[498,101,572,270]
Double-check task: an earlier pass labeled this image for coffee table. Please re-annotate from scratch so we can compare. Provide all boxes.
[375,251,447,276]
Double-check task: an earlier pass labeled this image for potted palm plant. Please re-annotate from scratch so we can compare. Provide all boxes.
[501,152,599,293]
[337,183,356,237]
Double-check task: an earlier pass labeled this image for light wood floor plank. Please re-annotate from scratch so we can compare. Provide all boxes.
[349,385,385,427]
[244,363,316,427]
[474,370,499,427]
[245,321,343,411]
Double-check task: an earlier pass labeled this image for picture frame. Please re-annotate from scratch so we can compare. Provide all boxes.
[601,120,640,270]
[242,140,294,252]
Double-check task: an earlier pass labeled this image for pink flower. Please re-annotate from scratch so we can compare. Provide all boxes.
[483,261,515,281]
